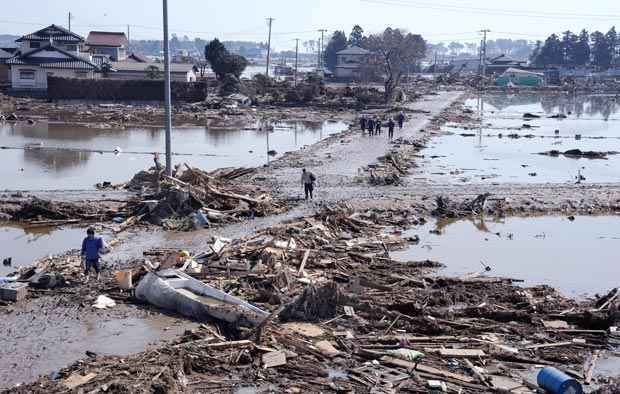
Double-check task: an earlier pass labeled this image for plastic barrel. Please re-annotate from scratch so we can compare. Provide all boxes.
[537,367,583,394]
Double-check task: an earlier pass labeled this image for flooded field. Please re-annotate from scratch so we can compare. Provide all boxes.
[417,93,620,184]
[0,303,194,389]
[0,120,347,190]
[0,224,88,276]
[392,215,620,297]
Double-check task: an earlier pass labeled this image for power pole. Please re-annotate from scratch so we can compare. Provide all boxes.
[68,12,72,32]
[316,36,321,71]
[265,18,274,77]
[480,29,490,83]
[318,29,327,70]
[294,38,300,87]
[162,0,172,175]
[127,25,131,51]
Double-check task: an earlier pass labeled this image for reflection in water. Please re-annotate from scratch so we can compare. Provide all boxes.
[0,120,347,190]
[393,215,620,297]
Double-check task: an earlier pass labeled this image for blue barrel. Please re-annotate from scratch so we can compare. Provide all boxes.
[537,367,583,394]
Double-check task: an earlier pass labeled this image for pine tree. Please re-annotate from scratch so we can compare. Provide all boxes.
[574,30,591,66]
[591,31,611,69]
[349,25,365,47]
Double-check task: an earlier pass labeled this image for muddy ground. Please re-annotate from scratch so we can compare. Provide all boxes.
[2,88,620,391]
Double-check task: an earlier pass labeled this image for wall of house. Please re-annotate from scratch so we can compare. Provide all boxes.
[0,64,9,83]
[92,46,120,61]
[334,67,355,78]
[338,54,364,65]
[11,66,95,90]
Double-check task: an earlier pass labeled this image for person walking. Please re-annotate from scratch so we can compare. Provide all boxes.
[375,118,382,135]
[397,112,405,130]
[360,116,367,133]
[388,118,395,140]
[367,118,375,136]
[301,168,316,200]
[81,227,108,281]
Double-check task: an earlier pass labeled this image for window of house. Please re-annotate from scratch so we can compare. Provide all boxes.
[19,70,36,80]
[30,42,41,49]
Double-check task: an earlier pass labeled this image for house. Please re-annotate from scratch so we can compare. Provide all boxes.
[86,31,128,62]
[0,48,15,83]
[334,46,372,80]
[107,61,197,82]
[4,25,98,92]
[495,68,544,87]
[486,54,527,75]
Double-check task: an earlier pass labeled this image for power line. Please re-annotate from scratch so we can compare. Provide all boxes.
[360,0,620,21]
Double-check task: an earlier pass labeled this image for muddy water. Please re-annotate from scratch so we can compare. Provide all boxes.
[0,224,88,276]
[0,301,194,389]
[391,215,620,297]
[0,120,348,190]
[418,94,620,184]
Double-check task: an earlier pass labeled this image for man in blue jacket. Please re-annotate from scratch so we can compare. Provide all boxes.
[81,227,107,281]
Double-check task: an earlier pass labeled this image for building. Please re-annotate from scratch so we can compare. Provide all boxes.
[334,46,372,80]
[4,25,99,92]
[107,61,197,82]
[485,54,527,75]
[495,68,545,87]
[86,31,128,62]
[0,48,16,83]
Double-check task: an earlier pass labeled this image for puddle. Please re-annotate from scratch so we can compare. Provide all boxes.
[0,303,193,389]
[417,94,620,184]
[0,120,348,190]
[391,215,620,297]
[0,224,90,276]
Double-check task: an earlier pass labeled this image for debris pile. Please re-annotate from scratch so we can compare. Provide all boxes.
[8,204,620,393]
[5,197,117,226]
[124,165,287,230]
[432,193,491,218]
[539,149,619,160]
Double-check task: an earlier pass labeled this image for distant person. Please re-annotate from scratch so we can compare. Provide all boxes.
[367,118,375,136]
[375,118,382,135]
[397,112,405,130]
[301,168,316,200]
[81,227,108,281]
[388,118,396,139]
[360,116,367,133]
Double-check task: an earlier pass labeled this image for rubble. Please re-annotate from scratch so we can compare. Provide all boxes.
[539,149,619,160]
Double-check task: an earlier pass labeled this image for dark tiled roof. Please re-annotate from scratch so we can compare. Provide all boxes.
[6,44,98,71]
[127,52,149,63]
[17,24,84,43]
[87,31,128,47]
[336,46,371,56]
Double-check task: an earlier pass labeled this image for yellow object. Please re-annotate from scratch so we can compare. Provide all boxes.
[114,270,133,290]
[179,250,190,258]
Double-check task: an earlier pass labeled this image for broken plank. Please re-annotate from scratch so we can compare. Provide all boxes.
[262,351,287,368]
[298,249,310,275]
[438,348,486,358]
[63,372,97,390]
[380,356,474,383]
[523,341,573,350]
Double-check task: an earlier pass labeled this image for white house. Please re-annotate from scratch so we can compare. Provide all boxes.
[86,31,128,62]
[334,46,372,80]
[5,25,99,91]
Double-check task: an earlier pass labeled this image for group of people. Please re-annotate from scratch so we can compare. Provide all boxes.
[359,112,406,140]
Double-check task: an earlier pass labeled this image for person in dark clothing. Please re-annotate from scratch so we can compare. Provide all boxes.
[397,112,405,130]
[388,118,395,139]
[360,117,367,133]
[367,118,375,136]
[375,118,382,135]
[301,168,316,200]
[81,227,107,281]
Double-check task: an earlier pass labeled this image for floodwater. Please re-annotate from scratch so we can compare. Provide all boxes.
[0,303,194,389]
[0,224,88,276]
[418,93,620,184]
[0,120,348,190]
[391,215,620,297]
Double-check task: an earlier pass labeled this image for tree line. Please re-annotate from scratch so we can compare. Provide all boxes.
[530,27,619,69]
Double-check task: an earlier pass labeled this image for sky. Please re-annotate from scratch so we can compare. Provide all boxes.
[1,0,620,50]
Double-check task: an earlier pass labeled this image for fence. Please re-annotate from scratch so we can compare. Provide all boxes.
[47,77,207,102]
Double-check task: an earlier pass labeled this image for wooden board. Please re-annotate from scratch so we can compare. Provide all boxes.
[262,351,287,368]
[63,372,97,389]
[438,348,486,358]
[282,322,325,338]
[315,340,340,357]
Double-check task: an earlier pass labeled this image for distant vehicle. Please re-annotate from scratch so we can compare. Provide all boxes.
[274,64,294,76]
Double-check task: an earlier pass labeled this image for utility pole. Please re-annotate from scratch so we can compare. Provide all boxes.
[318,29,327,70]
[480,29,490,83]
[127,25,131,51]
[294,38,300,87]
[68,12,72,32]
[316,36,321,71]
[162,0,172,175]
[265,18,274,77]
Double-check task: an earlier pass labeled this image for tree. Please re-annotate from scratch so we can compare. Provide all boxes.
[205,38,248,80]
[536,34,562,66]
[349,25,364,47]
[591,31,611,69]
[365,28,426,103]
[323,31,348,71]
[530,40,542,66]
[145,65,161,79]
[448,42,464,55]
[574,30,590,66]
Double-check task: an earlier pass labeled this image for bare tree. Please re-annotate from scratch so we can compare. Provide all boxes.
[365,28,426,103]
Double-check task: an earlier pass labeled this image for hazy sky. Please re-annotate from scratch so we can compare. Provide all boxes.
[1,0,619,50]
